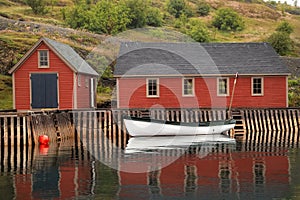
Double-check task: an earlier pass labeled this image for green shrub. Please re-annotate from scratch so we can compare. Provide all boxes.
[146,7,163,27]
[25,0,48,14]
[125,0,148,28]
[187,19,210,42]
[276,21,294,34]
[196,1,210,17]
[166,0,193,18]
[267,32,293,56]
[289,78,300,107]
[212,8,245,31]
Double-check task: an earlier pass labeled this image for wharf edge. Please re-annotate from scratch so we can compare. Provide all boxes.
[0,108,299,147]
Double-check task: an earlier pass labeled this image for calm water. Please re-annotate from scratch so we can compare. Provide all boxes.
[1,132,300,200]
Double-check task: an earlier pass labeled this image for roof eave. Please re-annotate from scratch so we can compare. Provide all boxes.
[9,37,44,74]
[43,38,78,73]
[77,71,99,77]
[8,37,79,74]
[114,73,291,78]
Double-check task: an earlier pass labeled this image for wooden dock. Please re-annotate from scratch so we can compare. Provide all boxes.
[0,110,74,146]
[0,108,299,148]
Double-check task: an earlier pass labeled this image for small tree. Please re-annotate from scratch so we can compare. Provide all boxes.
[125,0,148,28]
[63,1,90,29]
[289,78,300,107]
[212,8,245,31]
[167,0,192,18]
[276,21,294,34]
[89,0,131,35]
[187,19,210,42]
[146,7,163,27]
[25,0,48,14]
[196,1,210,17]
[267,32,293,56]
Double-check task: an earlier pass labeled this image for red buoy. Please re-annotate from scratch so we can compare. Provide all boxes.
[39,135,49,145]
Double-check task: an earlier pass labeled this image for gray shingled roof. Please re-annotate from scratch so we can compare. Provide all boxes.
[114,42,290,77]
[44,38,99,76]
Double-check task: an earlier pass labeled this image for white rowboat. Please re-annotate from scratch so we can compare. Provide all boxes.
[123,116,236,137]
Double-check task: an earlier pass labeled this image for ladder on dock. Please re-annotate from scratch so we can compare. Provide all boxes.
[53,114,61,141]
[231,110,246,139]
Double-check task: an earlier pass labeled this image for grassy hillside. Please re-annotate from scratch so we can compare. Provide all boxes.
[0,74,12,109]
[0,0,300,108]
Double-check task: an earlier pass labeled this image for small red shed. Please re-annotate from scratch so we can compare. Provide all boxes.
[114,42,290,109]
[9,37,99,110]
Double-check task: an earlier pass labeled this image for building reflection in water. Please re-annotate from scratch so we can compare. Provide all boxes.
[0,125,298,199]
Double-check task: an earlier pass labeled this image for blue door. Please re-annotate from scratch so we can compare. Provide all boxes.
[31,73,58,109]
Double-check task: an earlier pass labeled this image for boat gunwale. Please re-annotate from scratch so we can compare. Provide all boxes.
[123,115,236,127]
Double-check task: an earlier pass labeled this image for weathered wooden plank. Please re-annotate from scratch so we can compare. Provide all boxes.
[288,110,294,132]
[252,110,258,132]
[3,145,8,173]
[280,110,286,132]
[257,110,263,132]
[296,109,300,132]
[243,110,249,131]
[249,110,255,132]
[269,110,274,131]
[284,110,289,132]
[260,110,266,132]
[291,110,298,132]
[0,118,3,147]
[10,117,14,147]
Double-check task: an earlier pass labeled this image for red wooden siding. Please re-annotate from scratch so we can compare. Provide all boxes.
[77,74,93,109]
[13,42,74,110]
[118,76,287,109]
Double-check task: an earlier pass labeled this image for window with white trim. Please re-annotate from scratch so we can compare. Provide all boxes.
[147,78,159,97]
[217,77,229,96]
[38,50,49,68]
[78,74,81,87]
[252,77,263,96]
[183,78,194,96]
[85,77,89,88]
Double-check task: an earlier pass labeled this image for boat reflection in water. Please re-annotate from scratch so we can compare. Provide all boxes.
[125,134,236,154]
[119,134,236,174]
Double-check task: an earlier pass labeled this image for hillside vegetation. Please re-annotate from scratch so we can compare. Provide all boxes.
[0,0,300,108]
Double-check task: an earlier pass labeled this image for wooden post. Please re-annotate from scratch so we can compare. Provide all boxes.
[10,117,14,147]
[17,117,21,146]
[228,72,238,118]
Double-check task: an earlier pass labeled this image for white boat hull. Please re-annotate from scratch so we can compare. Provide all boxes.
[124,118,236,137]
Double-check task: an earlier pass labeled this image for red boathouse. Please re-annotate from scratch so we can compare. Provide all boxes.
[114,42,290,109]
[9,37,99,110]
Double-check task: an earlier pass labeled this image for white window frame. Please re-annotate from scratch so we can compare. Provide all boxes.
[252,77,264,96]
[78,74,81,87]
[85,77,89,88]
[217,77,229,96]
[38,50,49,68]
[182,78,194,96]
[146,78,159,98]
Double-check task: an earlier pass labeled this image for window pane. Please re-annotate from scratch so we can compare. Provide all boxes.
[148,79,157,96]
[184,79,193,95]
[39,50,48,67]
[253,78,262,95]
[219,78,227,95]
